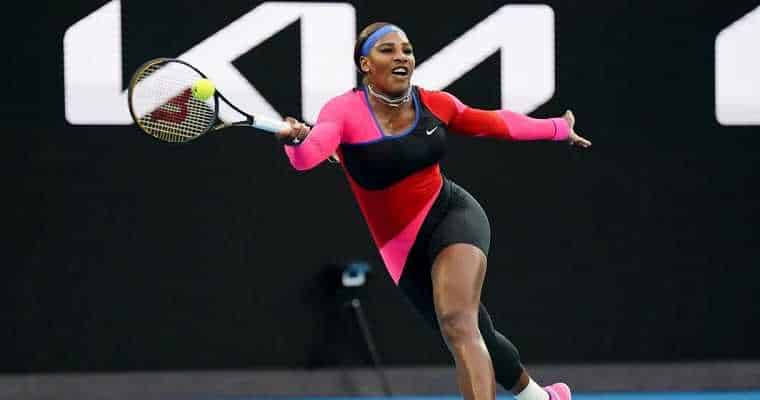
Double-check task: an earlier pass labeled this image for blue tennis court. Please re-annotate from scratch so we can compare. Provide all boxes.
[222,393,760,400]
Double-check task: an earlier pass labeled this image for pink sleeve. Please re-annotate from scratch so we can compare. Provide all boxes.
[283,99,344,171]
[498,110,570,141]
[426,90,569,141]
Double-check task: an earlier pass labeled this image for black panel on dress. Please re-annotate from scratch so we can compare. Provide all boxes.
[340,87,447,190]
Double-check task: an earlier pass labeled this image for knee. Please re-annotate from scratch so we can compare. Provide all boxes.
[438,310,480,345]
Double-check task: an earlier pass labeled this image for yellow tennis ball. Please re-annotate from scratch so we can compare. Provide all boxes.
[192,79,215,101]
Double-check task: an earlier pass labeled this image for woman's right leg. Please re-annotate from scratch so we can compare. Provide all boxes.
[396,179,569,398]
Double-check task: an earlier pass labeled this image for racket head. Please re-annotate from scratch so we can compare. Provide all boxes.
[128,58,219,143]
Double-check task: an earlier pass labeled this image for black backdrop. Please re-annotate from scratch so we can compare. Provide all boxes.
[7,0,760,372]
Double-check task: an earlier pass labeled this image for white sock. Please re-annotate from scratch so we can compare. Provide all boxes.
[514,378,549,400]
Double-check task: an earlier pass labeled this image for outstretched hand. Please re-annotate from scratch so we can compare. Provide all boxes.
[562,110,592,148]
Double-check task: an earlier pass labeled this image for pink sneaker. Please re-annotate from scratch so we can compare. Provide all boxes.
[544,383,571,400]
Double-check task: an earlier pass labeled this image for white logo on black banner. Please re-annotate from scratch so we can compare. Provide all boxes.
[715,5,760,126]
[64,1,556,125]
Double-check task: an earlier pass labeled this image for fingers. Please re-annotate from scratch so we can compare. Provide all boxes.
[570,133,592,148]
[294,124,310,143]
[283,117,310,143]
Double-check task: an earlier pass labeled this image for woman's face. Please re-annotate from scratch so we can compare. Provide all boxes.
[361,31,415,96]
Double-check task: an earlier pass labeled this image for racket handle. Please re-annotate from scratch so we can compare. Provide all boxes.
[252,115,289,133]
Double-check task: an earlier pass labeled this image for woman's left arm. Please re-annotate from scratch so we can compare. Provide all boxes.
[419,89,591,147]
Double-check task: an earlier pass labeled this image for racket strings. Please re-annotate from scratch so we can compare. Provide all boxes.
[131,62,216,142]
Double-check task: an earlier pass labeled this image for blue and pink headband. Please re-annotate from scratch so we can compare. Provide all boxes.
[361,25,406,57]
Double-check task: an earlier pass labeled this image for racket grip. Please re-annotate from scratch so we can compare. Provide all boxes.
[252,115,289,133]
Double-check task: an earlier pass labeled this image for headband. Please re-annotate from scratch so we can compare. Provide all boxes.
[361,25,405,57]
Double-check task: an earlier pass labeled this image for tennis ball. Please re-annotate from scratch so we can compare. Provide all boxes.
[192,79,215,101]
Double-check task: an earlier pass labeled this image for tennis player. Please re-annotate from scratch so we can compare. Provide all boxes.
[277,22,591,400]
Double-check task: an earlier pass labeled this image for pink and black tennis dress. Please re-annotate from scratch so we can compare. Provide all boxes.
[284,85,568,386]
[284,85,568,285]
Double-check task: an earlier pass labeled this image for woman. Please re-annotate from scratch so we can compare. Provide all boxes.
[277,22,591,400]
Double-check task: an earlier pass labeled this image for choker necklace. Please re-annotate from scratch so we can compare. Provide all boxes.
[367,84,411,108]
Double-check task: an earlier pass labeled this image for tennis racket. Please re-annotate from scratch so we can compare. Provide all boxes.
[127,58,289,143]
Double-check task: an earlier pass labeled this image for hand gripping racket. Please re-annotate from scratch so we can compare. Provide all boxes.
[127,58,288,143]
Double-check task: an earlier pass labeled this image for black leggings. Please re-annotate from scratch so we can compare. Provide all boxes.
[397,178,524,389]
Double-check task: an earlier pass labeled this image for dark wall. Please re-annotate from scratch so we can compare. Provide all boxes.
[7,0,760,372]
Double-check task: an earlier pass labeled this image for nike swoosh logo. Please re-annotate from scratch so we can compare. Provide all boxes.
[426,126,438,135]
